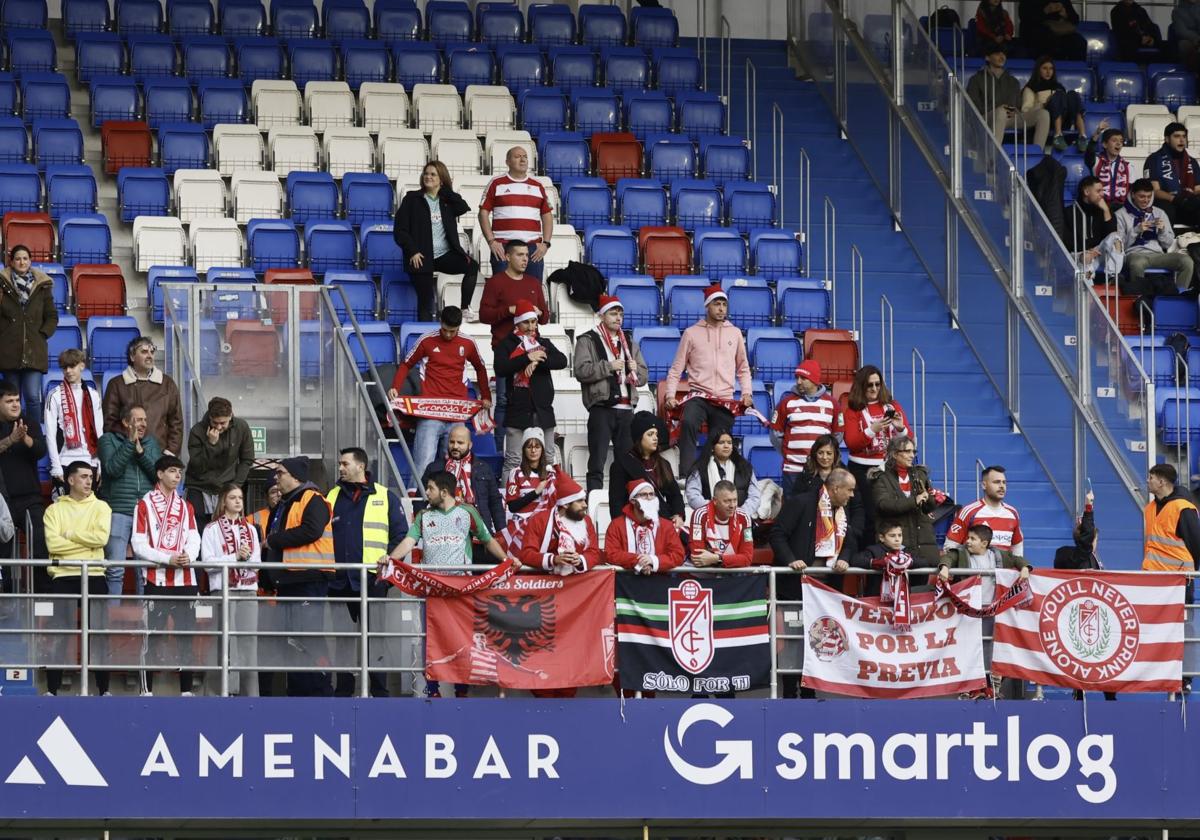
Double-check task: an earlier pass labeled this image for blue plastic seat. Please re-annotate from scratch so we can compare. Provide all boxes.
[701,135,750,186]
[144,78,194,127]
[778,278,832,332]
[89,76,141,127]
[623,91,672,141]
[158,122,209,173]
[325,269,377,322]
[603,46,649,93]
[633,325,681,381]
[206,269,258,325]
[662,274,705,304]
[33,119,84,171]
[562,175,612,229]
[64,0,112,38]
[305,219,358,274]
[116,0,163,33]
[147,265,198,322]
[732,380,771,437]
[36,262,69,310]
[324,0,369,42]
[342,172,394,225]
[341,39,392,90]
[59,213,112,269]
[1061,153,1090,202]
[616,177,666,231]
[382,274,417,325]
[0,74,16,118]
[666,281,706,325]
[1099,61,1145,107]
[236,37,285,84]
[247,218,301,271]
[540,129,589,180]
[86,315,140,373]
[168,0,215,36]
[528,3,574,46]
[1157,386,1200,445]
[654,47,701,95]
[1150,294,1198,335]
[1054,62,1093,100]
[375,0,421,43]
[344,322,397,371]
[117,167,169,221]
[580,3,625,46]
[447,45,495,93]
[46,165,97,218]
[744,434,782,483]
[725,181,775,233]
[130,36,179,80]
[184,36,231,79]
[360,222,405,277]
[76,34,125,82]
[8,30,56,74]
[0,164,39,213]
[646,133,695,183]
[725,278,774,328]
[498,44,545,91]
[608,274,660,326]
[288,39,337,90]
[2,0,46,28]
[479,2,524,44]
[48,314,83,360]
[748,326,801,382]
[272,0,318,39]
[221,0,266,37]
[198,79,249,128]
[1078,21,1114,63]
[0,117,28,163]
[286,170,338,225]
[427,0,473,43]
[520,87,567,136]
[677,91,725,139]
[693,225,745,279]
[393,41,443,88]
[631,6,677,49]
[572,87,619,134]
[585,223,637,277]
[671,178,720,232]
[1154,71,1198,108]
[551,45,599,92]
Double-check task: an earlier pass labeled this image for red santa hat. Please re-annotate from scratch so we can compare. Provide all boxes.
[597,294,623,315]
[555,472,585,506]
[703,284,727,306]
[513,299,539,324]
[626,478,655,500]
[795,359,822,384]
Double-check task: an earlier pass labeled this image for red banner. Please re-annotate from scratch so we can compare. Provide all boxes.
[379,557,516,598]
[426,571,617,690]
[389,396,495,434]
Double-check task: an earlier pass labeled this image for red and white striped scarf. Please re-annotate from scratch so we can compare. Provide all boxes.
[873,549,913,631]
[547,510,589,555]
[148,488,187,553]
[593,324,639,403]
[61,382,98,452]
[511,331,544,388]
[216,515,257,588]
[813,486,846,560]
[623,510,658,556]
[690,502,747,556]
[895,465,911,497]
[497,478,557,559]
[446,454,475,504]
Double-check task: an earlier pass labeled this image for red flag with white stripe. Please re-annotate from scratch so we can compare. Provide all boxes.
[992,569,1185,693]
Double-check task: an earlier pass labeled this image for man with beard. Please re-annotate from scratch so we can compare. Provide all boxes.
[603,478,686,573]
[516,472,599,574]
[422,423,505,563]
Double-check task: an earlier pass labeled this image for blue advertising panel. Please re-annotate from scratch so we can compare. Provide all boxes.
[0,698,1193,822]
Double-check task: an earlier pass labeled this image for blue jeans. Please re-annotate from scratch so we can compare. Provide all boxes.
[1,369,43,422]
[104,512,139,596]
[489,254,545,282]
[412,419,453,482]
[492,375,507,448]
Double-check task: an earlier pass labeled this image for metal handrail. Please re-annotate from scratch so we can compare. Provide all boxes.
[697,0,708,91]
[798,147,811,269]
[942,400,959,502]
[911,346,927,450]
[719,14,732,134]
[823,194,837,326]
[745,56,758,179]
[771,101,784,228]
[880,293,895,387]
[849,243,865,343]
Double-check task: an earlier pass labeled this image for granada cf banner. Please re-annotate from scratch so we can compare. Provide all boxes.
[426,570,616,690]
[615,575,770,693]
[801,577,987,698]
[992,569,1186,693]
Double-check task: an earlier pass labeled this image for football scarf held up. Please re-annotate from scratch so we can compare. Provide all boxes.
[380,556,516,597]
[390,396,495,434]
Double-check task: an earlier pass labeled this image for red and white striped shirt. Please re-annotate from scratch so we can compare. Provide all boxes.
[944,499,1025,556]
[770,389,839,473]
[480,175,552,244]
[131,489,202,587]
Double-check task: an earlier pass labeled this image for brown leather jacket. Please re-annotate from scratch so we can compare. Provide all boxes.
[0,267,57,373]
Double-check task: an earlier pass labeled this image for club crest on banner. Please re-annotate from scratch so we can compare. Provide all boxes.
[1039,579,1139,676]
[669,580,715,674]
[807,616,849,662]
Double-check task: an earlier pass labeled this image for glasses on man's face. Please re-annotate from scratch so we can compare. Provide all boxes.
[633,493,657,502]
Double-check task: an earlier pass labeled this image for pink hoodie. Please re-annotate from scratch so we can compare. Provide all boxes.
[663,319,752,399]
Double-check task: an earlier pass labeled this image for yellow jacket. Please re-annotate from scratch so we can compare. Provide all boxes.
[44,494,112,578]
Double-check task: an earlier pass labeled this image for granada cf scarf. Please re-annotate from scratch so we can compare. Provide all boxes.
[446,454,475,505]
[390,396,494,434]
[61,382,98,452]
[592,324,639,403]
[690,502,748,555]
[934,574,1032,617]
[666,390,768,446]
[874,549,913,631]
[216,515,257,588]
[381,555,516,597]
[148,488,187,553]
[510,331,544,389]
[813,485,846,561]
[496,479,557,559]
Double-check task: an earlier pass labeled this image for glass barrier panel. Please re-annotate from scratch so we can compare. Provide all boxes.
[1018,184,1081,382]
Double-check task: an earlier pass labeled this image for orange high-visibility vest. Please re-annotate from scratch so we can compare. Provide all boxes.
[281,489,335,572]
[1143,496,1199,572]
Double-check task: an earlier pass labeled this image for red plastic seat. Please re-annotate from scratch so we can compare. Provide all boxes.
[592,131,642,185]
[1095,284,1140,335]
[264,267,317,321]
[639,225,689,281]
[225,321,280,376]
[101,120,152,175]
[804,328,859,387]
[72,264,127,322]
[3,212,55,262]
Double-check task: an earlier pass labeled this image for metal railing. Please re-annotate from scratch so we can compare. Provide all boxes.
[745,56,758,179]
[879,292,895,387]
[942,400,960,502]
[911,345,928,450]
[719,13,733,134]
[823,194,838,326]
[798,147,812,270]
[771,101,785,228]
[849,243,865,343]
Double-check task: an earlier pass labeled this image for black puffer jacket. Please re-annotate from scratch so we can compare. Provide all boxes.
[392,188,471,265]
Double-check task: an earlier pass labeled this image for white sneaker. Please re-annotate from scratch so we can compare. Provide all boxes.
[139,691,154,697]
[462,307,478,322]
[100,691,112,697]
[180,691,195,697]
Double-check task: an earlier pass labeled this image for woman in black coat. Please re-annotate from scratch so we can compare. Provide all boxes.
[392,160,479,321]
[608,410,685,529]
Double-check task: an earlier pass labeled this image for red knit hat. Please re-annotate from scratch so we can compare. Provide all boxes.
[513,299,538,324]
[598,294,623,315]
[795,359,822,384]
[703,284,727,306]
[555,473,585,506]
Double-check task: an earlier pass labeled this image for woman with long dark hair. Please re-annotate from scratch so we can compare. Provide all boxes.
[842,365,912,533]
[869,434,941,566]
[684,429,762,517]
[788,433,866,545]
[1023,56,1087,151]
[392,160,479,321]
[608,410,685,530]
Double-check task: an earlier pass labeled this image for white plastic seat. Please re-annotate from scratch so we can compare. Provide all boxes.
[1177,105,1200,122]
[539,322,571,365]
[358,82,410,134]
[1186,116,1200,155]
[305,81,356,133]
[1122,148,1149,180]
[459,322,493,370]
[464,85,515,136]
[1131,113,1176,149]
[535,175,560,216]
[587,489,611,549]
[231,170,284,223]
[412,83,462,133]
[454,174,493,227]
[430,128,483,176]
[131,216,187,272]
[174,169,226,224]
[485,129,534,173]
[252,80,303,130]
[323,127,374,178]
[543,222,581,276]
[189,217,244,274]
[268,126,321,179]
[1125,104,1171,144]
[378,127,429,181]
[548,278,595,333]
[213,124,266,176]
